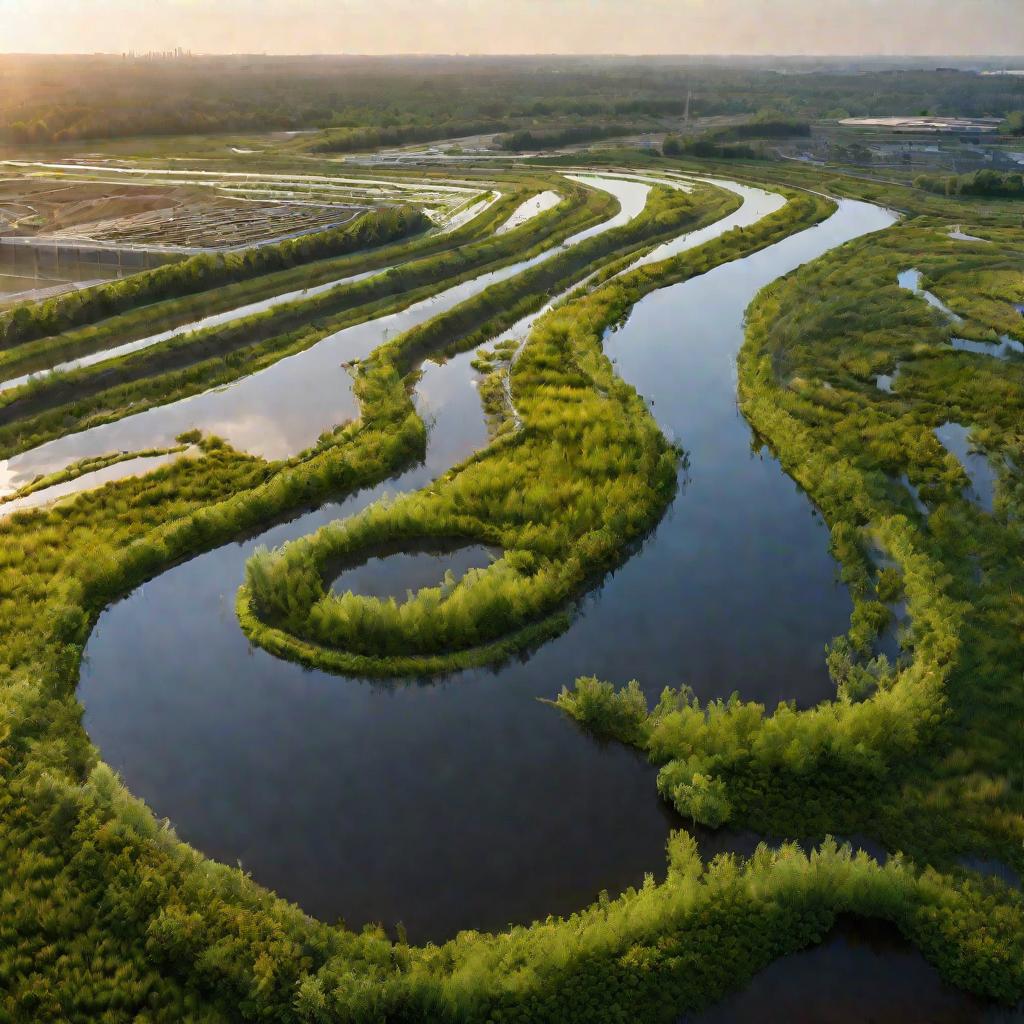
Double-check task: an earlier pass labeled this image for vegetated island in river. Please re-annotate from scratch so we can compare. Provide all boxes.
[0,139,1022,1024]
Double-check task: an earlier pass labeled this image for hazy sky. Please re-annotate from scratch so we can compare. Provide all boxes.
[3,0,1024,57]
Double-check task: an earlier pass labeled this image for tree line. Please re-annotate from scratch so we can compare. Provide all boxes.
[498,124,636,152]
[914,169,1024,198]
[310,120,510,153]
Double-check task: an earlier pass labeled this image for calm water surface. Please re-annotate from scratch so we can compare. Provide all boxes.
[0,175,651,494]
[685,918,1019,1024]
[329,543,500,600]
[81,193,897,947]
[935,421,998,512]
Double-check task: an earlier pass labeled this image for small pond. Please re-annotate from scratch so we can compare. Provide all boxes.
[329,542,500,601]
[684,917,1019,1024]
[935,421,997,513]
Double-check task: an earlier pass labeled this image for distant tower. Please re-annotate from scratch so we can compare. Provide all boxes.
[684,89,692,126]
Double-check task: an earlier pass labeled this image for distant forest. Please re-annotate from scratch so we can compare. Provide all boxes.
[1,54,1023,144]
[915,169,1024,197]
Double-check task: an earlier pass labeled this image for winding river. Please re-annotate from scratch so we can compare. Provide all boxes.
[0,175,650,496]
[684,917,1012,1023]
[73,180,891,937]
[70,172,1018,1017]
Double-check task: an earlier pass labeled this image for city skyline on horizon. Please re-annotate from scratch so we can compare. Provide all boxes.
[3,0,1024,59]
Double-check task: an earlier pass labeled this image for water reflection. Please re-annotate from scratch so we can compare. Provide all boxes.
[80,194,896,942]
[948,227,989,243]
[684,917,1014,1024]
[899,472,930,517]
[875,369,899,393]
[495,190,561,234]
[959,856,1022,889]
[0,175,652,495]
[0,267,384,393]
[951,335,1024,361]
[935,421,997,512]
[898,268,964,323]
[329,542,500,601]
[0,448,196,517]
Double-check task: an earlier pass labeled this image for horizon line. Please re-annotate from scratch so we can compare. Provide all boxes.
[2,50,1024,60]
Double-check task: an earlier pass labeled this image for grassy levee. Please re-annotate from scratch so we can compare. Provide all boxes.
[238,188,832,676]
[0,179,1021,1021]
[0,182,613,457]
[0,204,432,350]
[537,147,1024,228]
[365,181,742,370]
[0,442,191,503]
[0,188,526,384]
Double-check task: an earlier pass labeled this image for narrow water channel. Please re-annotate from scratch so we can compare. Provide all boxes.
[683,918,1015,1023]
[0,264,386,393]
[0,175,649,495]
[79,188,898,949]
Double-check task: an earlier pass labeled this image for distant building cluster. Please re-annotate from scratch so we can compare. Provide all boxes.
[839,116,1003,134]
[121,48,193,60]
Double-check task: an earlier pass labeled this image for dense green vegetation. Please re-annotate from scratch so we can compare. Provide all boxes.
[1,128,1023,1023]
[556,211,1024,992]
[1001,111,1024,136]
[240,187,832,674]
[310,121,509,152]
[915,169,1024,198]
[662,117,812,159]
[662,136,759,160]
[0,182,616,458]
[706,118,812,141]
[499,124,635,152]
[0,206,428,348]
[3,54,1023,151]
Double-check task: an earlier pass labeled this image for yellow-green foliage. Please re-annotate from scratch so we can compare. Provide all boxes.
[557,210,1024,1008]
[243,263,679,667]
[241,187,834,675]
[0,183,613,459]
[1,167,1022,1022]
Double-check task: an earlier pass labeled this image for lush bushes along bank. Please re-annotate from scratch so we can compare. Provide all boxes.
[365,183,741,372]
[557,216,1024,974]
[500,124,635,152]
[554,226,970,833]
[662,136,758,160]
[0,170,1022,1019]
[240,187,835,675]
[239,183,733,671]
[310,120,509,153]
[709,118,812,142]
[658,119,809,162]
[661,118,811,160]
[0,205,430,349]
